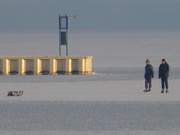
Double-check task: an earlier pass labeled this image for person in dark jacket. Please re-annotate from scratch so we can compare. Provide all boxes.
[144,59,154,92]
[159,59,169,93]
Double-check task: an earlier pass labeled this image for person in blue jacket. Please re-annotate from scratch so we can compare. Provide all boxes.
[159,59,169,93]
[144,59,154,92]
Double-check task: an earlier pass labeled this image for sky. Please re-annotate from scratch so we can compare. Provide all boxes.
[0,0,180,32]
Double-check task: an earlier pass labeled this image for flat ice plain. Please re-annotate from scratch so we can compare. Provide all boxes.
[0,32,180,134]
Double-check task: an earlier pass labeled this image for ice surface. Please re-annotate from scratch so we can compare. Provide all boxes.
[0,101,180,134]
[0,31,180,134]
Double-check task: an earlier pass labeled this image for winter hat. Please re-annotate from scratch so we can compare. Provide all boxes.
[146,59,150,63]
[162,58,166,62]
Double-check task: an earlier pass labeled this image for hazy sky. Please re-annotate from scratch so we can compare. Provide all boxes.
[0,0,180,32]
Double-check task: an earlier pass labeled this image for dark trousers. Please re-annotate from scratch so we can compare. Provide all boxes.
[145,78,152,90]
[161,77,168,90]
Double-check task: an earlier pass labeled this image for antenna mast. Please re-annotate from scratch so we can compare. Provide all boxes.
[58,15,76,56]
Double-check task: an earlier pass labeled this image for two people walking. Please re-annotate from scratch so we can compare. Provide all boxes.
[144,58,169,93]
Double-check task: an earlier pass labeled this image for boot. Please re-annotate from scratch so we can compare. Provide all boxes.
[166,89,168,93]
[147,88,151,92]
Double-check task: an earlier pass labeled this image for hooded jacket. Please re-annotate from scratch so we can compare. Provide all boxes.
[159,63,169,78]
[144,64,154,79]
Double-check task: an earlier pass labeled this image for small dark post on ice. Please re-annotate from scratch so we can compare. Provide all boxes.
[59,15,69,56]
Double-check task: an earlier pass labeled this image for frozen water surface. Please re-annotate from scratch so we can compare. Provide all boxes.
[0,101,180,134]
[0,32,180,134]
